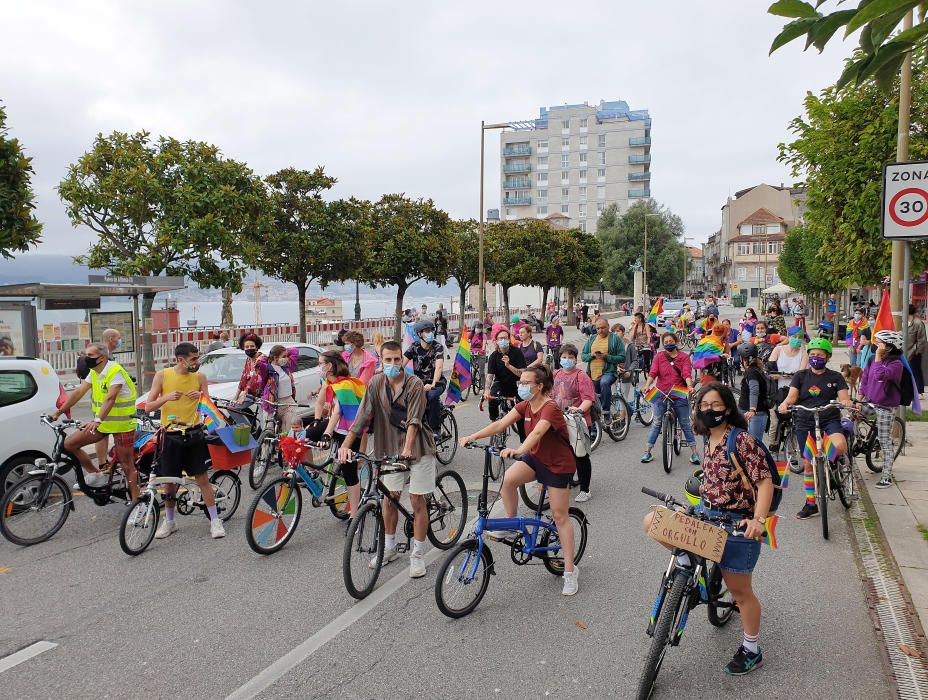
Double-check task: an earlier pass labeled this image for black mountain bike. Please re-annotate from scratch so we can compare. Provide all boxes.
[848,399,906,473]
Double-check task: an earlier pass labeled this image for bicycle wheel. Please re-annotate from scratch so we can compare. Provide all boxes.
[608,394,631,442]
[636,395,655,426]
[816,457,829,540]
[672,422,682,456]
[435,410,458,466]
[637,572,688,700]
[784,427,803,475]
[428,469,468,549]
[0,474,72,546]
[866,417,906,473]
[248,431,281,490]
[833,456,853,509]
[326,460,372,521]
[489,431,507,481]
[209,470,241,521]
[519,481,550,511]
[246,477,302,554]
[119,493,160,556]
[434,539,491,619]
[706,563,736,627]
[589,418,603,452]
[343,500,384,600]
[659,413,673,474]
[540,507,588,576]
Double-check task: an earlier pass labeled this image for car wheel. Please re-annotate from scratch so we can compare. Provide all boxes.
[1,455,46,499]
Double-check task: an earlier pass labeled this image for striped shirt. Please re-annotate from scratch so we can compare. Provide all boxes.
[349,373,435,461]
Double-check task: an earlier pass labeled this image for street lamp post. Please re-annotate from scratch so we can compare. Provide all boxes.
[354,280,361,321]
[643,213,660,307]
[479,120,512,330]
[599,278,605,310]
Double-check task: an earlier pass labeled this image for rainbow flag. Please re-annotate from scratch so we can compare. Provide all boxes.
[647,297,663,325]
[802,433,817,462]
[872,288,895,335]
[692,334,724,369]
[823,434,838,463]
[329,377,366,426]
[644,386,661,403]
[669,386,690,400]
[763,514,779,549]
[445,328,472,405]
[775,460,790,489]
[197,395,227,432]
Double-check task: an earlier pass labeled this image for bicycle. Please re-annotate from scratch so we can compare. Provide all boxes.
[469,354,487,400]
[246,400,315,489]
[650,388,685,475]
[605,379,632,441]
[789,403,855,540]
[479,394,521,481]
[0,414,158,547]
[434,404,459,466]
[245,438,374,554]
[626,364,656,427]
[434,442,589,618]
[342,453,467,599]
[119,422,242,555]
[847,399,906,473]
[638,486,743,699]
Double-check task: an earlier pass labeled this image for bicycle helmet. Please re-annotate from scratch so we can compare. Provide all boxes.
[738,343,758,361]
[807,337,833,355]
[874,329,904,350]
[684,470,703,507]
[706,306,719,317]
[413,319,435,335]
[511,314,520,324]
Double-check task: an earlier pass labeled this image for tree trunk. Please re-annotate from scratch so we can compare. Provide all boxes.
[567,288,574,313]
[458,283,469,334]
[541,286,550,321]
[296,280,308,343]
[221,287,234,326]
[393,282,408,341]
[141,292,156,392]
[502,286,511,322]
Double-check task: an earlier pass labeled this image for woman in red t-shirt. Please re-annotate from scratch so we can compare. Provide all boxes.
[460,365,580,596]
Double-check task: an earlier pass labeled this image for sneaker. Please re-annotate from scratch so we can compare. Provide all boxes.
[575,491,591,503]
[371,547,400,569]
[689,453,701,465]
[875,476,893,489]
[562,567,579,596]
[795,503,819,520]
[155,519,177,539]
[83,471,108,488]
[409,552,426,578]
[640,452,654,463]
[128,505,147,527]
[210,518,226,539]
[485,529,520,541]
[724,645,763,676]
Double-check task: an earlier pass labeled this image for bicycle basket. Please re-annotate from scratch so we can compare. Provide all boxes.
[279,436,310,469]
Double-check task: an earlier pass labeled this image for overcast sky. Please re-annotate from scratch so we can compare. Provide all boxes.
[3,1,853,255]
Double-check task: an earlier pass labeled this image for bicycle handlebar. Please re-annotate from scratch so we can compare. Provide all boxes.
[463,442,503,455]
[40,414,83,430]
[787,401,844,413]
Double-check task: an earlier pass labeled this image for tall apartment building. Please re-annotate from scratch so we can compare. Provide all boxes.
[499,100,651,233]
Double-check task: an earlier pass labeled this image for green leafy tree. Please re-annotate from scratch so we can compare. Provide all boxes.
[485,219,549,320]
[58,130,272,386]
[257,167,367,341]
[362,194,453,340]
[778,224,832,294]
[446,218,480,333]
[534,227,603,314]
[0,105,42,258]
[597,200,686,297]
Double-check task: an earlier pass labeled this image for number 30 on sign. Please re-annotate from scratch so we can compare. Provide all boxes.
[882,161,928,240]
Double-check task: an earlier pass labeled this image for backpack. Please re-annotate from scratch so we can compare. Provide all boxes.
[725,426,784,513]
[899,360,915,407]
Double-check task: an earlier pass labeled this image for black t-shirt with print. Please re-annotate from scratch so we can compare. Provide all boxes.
[790,368,848,430]
[487,348,527,398]
[404,341,446,385]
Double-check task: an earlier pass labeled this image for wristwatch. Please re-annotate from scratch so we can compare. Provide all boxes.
[754,516,767,525]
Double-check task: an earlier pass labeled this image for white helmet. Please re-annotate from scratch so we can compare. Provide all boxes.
[874,329,903,350]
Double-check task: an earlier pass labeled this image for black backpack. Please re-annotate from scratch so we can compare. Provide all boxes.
[899,360,915,407]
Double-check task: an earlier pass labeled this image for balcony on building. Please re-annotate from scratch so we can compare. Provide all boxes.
[628,188,651,198]
[503,178,532,189]
[628,172,651,181]
[628,154,651,164]
[503,162,532,174]
[629,137,651,147]
[504,196,532,206]
[503,144,532,157]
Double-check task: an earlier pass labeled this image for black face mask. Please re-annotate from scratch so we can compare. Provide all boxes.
[699,409,727,428]
[245,348,258,358]
[87,355,105,368]
[187,363,200,373]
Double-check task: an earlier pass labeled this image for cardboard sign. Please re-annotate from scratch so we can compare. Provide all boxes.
[647,507,728,563]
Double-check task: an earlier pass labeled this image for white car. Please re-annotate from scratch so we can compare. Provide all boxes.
[656,300,686,327]
[0,357,70,497]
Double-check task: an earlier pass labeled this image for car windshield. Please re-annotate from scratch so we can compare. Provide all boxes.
[662,301,685,311]
[199,352,245,383]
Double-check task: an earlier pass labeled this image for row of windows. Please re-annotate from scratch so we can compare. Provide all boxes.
[536,152,608,168]
[736,267,779,283]
[534,202,607,217]
[535,134,608,152]
[531,186,608,202]
[536,168,610,184]
[735,242,783,255]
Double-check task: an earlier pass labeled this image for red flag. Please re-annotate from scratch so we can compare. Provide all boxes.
[872,288,896,334]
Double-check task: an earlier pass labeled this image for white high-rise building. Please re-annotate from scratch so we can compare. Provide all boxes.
[499,99,651,232]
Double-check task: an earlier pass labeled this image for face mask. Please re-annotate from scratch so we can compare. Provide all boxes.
[88,355,104,368]
[344,344,354,354]
[517,384,534,401]
[320,363,331,376]
[423,333,435,344]
[698,409,727,428]
[498,339,510,350]
[789,337,802,348]
[383,364,402,379]
[245,348,258,358]
[808,355,827,370]
[756,331,766,339]
[561,358,576,370]
[278,358,288,367]
[854,313,862,320]
[187,362,200,373]
[114,339,123,351]
[664,344,677,353]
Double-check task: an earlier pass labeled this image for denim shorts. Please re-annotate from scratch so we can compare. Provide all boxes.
[699,506,761,575]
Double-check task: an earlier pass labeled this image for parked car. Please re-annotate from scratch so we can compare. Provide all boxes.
[656,300,686,327]
[0,357,70,497]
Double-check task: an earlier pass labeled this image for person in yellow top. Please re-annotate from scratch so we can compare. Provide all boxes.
[53,342,140,498]
[580,318,626,420]
[145,343,225,540]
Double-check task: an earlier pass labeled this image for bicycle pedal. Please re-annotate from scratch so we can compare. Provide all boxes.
[395,543,409,554]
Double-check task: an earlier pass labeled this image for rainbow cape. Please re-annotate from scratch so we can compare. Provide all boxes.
[644,386,660,403]
[445,328,472,405]
[802,433,817,462]
[197,395,227,432]
[669,385,690,400]
[647,297,663,325]
[692,334,724,369]
[328,377,366,425]
[763,514,779,549]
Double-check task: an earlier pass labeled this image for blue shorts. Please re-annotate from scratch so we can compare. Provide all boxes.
[700,507,761,575]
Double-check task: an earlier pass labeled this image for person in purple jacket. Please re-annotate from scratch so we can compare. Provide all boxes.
[860,330,906,489]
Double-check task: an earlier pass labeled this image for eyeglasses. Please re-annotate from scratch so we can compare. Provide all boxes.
[698,402,726,411]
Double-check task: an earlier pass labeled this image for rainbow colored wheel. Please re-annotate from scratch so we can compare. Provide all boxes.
[245,477,303,555]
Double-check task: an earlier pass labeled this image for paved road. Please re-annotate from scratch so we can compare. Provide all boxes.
[0,310,893,698]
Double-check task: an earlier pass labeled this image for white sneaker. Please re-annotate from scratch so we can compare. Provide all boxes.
[371,547,400,569]
[155,519,177,539]
[210,518,226,539]
[84,471,108,488]
[562,567,579,596]
[575,491,591,503]
[409,552,426,578]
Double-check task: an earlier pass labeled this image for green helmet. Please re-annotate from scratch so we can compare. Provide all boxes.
[511,314,520,323]
[807,337,833,355]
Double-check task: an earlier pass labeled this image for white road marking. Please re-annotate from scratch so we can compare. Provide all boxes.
[225,548,443,700]
[0,641,58,674]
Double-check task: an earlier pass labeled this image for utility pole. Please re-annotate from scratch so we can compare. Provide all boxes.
[890,10,914,336]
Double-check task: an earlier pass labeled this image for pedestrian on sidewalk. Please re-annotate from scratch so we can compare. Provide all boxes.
[906,304,927,395]
[860,330,906,488]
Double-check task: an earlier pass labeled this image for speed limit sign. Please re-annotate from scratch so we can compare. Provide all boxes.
[882,160,928,239]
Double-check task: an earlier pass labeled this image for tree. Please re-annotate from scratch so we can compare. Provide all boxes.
[0,105,42,258]
[484,219,550,320]
[256,168,366,341]
[446,219,480,332]
[362,194,453,340]
[59,130,272,386]
[778,224,832,294]
[530,226,604,315]
[597,200,686,297]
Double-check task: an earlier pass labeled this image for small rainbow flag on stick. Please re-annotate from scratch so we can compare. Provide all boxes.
[763,514,780,549]
[802,433,817,462]
[669,386,690,400]
[445,328,472,405]
[647,297,663,325]
[823,434,838,463]
[197,395,227,432]
[644,386,661,403]
[775,460,790,489]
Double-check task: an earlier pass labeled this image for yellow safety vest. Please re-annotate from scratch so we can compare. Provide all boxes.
[90,362,138,434]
